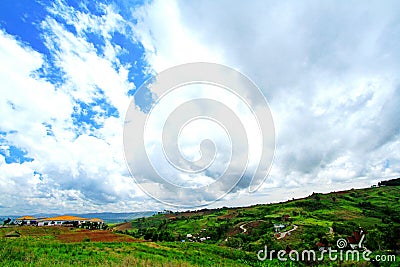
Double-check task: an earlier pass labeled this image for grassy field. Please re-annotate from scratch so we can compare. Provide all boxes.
[3,229,385,267]
[1,183,399,266]
[125,184,400,266]
[0,226,272,266]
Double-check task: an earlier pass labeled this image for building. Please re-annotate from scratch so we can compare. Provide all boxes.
[37,215,103,227]
[15,216,37,225]
[347,228,367,249]
[274,224,286,232]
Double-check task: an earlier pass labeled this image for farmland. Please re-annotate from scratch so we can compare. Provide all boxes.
[0,226,261,266]
[1,182,399,266]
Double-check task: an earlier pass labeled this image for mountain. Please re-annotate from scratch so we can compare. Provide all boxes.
[1,211,157,223]
[125,180,400,258]
[69,211,157,223]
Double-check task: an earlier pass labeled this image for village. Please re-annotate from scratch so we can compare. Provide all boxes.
[2,215,105,229]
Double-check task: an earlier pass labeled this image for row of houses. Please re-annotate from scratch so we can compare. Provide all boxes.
[15,215,104,227]
[185,233,211,242]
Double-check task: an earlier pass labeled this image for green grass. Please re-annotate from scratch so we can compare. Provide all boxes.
[0,233,254,266]
[2,184,399,266]
[128,184,400,266]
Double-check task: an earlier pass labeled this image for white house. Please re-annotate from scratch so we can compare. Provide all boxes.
[37,215,103,226]
[15,216,37,225]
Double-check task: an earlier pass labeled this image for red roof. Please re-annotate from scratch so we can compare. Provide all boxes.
[16,216,37,220]
[39,215,89,221]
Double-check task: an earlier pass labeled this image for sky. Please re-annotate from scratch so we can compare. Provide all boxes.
[0,0,399,215]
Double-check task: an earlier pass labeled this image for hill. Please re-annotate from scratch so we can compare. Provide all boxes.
[1,182,398,266]
[122,183,400,266]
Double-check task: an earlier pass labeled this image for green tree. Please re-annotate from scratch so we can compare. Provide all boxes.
[226,236,242,249]
[3,218,11,225]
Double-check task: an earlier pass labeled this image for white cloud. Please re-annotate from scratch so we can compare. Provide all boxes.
[2,0,400,214]
[0,2,150,214]
[41,15,133,114]
[132,0,224,72]
[132,0,400,206]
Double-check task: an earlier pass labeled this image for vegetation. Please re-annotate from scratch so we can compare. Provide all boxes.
[125,183,400,266]
[0,229,258,266]
[1,181,399,266]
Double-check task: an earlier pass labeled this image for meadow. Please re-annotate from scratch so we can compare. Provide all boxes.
[0,226,274,266]
[1,182,399,266]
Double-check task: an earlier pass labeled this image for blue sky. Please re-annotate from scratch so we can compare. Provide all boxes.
[1,0,400,215]
[0,0,153,214]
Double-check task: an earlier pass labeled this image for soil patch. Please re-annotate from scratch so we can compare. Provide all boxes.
[114,222,133,231]
[57,229,144,243]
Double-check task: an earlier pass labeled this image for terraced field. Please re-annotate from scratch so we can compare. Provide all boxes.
[1,183,399,266]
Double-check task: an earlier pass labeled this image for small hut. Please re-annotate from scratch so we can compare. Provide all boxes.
[5,231,21,237]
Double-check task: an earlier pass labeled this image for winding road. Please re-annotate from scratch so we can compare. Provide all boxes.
[276,225,298,239]
[238,221,298,239]
[239,223,248,233]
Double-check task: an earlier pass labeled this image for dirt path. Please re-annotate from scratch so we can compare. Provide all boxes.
[276,225,298,240]
[239,220,267,233]
[239,223,248,233]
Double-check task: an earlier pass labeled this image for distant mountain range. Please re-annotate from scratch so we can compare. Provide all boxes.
[0,211,157,223]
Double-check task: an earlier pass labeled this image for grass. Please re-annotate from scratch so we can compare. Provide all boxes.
[128,184,400,266]
[1,184,399,266]
[0,231,255,267]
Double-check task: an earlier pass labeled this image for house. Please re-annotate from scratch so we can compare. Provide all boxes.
[37,215,103,226]
[347,228,367,249]
[15,216,37,225]
[274,224,286,232]
[37,215,87,226]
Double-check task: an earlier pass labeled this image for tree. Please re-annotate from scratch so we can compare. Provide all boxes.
[379,223,400,250]
[158,230,174,241]
[3,218,11,225]
[226,236,242,249]
[143,228,155,241]
[366,229,383,251]
[332,221,357,236]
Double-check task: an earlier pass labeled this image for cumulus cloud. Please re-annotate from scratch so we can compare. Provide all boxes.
[131,0,224,71]
[133,0,400,203]
[0,1,155,214]
[1,0,400,213]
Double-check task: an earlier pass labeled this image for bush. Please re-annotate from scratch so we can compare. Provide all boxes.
[226,237,242,249]
[332,221,357,236]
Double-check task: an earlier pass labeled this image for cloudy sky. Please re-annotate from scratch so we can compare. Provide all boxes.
[1,0,399,215]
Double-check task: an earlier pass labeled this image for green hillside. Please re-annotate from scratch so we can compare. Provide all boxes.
[122,183,400,266]
[1,182,399,266]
